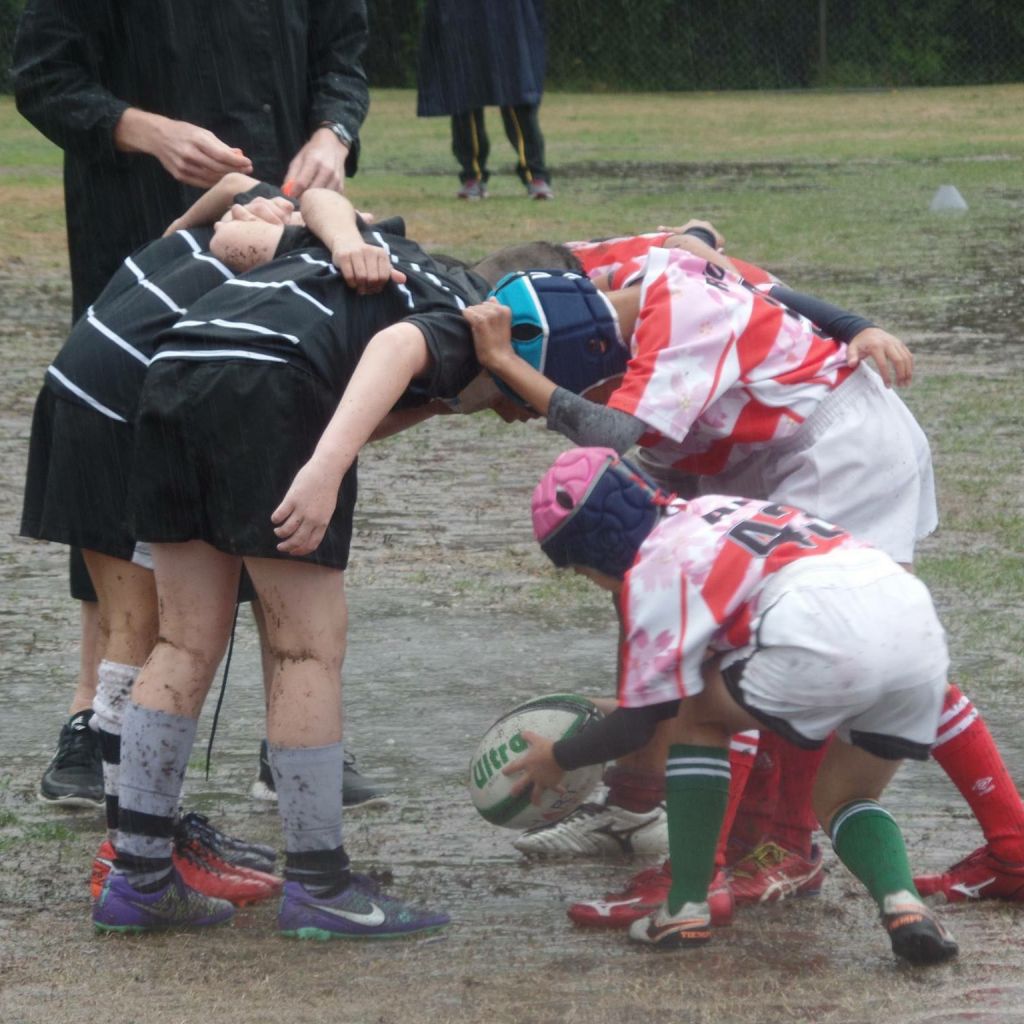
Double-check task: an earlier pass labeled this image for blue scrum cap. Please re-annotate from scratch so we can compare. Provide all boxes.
[532,447,668,579]
[488,271,627,402]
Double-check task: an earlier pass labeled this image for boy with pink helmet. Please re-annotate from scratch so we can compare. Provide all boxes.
[513,446,957,965]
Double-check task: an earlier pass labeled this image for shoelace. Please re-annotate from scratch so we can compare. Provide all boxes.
[53,722,99,770]
[731,841,787,878]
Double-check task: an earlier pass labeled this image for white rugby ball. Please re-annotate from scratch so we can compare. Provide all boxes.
[468,693,604,830]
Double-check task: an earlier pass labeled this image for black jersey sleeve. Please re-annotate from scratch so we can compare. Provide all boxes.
[767,286,875,343]
[553,701,681,771]
[402,310,480,400]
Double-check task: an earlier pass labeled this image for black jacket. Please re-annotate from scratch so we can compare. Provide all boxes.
[13,0,370,318]
[417,0,545,117]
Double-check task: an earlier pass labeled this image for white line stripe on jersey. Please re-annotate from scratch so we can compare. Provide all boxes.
[192,251,234,279]
[45,366,127,422]
[178,230,202,253]
[298,253,338,272]
[171,318,300,345]
[934,708,979,748]
[85,310,151,365]
[150,348,288,364]
[395,283,415,309]
[125,257,185,313]
[370,231,392,260]
[225,277,333,315]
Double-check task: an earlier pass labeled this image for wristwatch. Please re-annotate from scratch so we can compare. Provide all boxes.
[320,121,354,149]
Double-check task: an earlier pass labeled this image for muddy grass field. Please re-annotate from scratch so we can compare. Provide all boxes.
[2,87,1024,1023]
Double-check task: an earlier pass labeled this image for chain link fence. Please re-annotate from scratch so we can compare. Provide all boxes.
[3,1,1022,94]
[364,0,1024,91]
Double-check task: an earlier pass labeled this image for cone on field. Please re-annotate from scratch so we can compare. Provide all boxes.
[930,185,968,212]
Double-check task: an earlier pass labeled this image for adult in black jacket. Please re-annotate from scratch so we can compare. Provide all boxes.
[417,0,552,199]
[12,0,370,808]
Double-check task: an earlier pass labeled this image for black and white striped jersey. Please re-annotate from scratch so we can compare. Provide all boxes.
[46,228,233,422]
[153,228,488,401]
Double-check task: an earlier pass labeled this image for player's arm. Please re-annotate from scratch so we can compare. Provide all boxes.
[272,322,431,555]
[368,400,453,441]
[161,173,265,235]
[300,188,406,294]
[767,285,912,387]
[503,703,681,804]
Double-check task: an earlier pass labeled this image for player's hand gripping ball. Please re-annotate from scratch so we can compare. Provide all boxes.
[468,694,604,829]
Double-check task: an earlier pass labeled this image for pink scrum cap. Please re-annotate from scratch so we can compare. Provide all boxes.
[532,447,667,579]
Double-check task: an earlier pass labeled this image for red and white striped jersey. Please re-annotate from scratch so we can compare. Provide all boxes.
[607,248,853,478]
[567,231,777,291]
[617,495,866,708]
[566,232,671,282]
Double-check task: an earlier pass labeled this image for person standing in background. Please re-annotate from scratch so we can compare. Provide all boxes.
[12,0,371,809]
[417,0,553,200]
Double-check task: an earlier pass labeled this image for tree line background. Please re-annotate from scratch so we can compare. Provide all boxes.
[3,1,1022,94]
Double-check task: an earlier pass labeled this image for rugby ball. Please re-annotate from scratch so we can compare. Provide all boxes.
[468,693,604,830]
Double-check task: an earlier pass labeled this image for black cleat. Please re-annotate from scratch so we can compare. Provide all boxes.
[39,710,103,809]
[883,891,959,965]
[250,740,390,810]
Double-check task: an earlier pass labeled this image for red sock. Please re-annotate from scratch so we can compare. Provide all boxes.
[603,765,665,813]
[931,683,1024,863]
[730,731,781,854]
[767,739,828,859]
[713,730,759,869]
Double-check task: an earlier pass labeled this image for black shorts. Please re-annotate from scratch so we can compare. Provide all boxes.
[130,358,357,570]
[21,388,138,563]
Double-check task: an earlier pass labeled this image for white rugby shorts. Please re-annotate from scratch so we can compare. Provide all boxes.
[699,367,937,564]
[719,548,948,759]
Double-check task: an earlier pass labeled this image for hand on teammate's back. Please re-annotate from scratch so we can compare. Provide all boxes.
[331,239,407,295]
[846,326,913,388]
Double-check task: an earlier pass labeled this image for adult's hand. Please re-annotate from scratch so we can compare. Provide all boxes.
[114,108,252,188]
[283,128,349,199]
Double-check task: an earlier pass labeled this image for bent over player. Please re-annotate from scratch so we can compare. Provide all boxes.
[90,187,493,939]
[511,447,958,965]
[466,250,1024,916]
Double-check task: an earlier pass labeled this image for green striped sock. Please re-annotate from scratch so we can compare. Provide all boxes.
[830,800,918,909]
[665,744,731,913]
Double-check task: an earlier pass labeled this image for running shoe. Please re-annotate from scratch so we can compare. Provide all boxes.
[628,900,713,950]
[568,863,733,928]
[278,875,450,940]
[729,840,824,904]
[913,845,1024,903]
[526,178,554,200]
[38,711,103,809]
[513,797,668,859]
[456,178,487,200]
[882,890,959,965]
[250,740,389,810]
[176,811,277,873]
[93,869,235,933]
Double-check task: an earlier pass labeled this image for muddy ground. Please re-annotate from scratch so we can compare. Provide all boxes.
[2,236,1023,1024]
